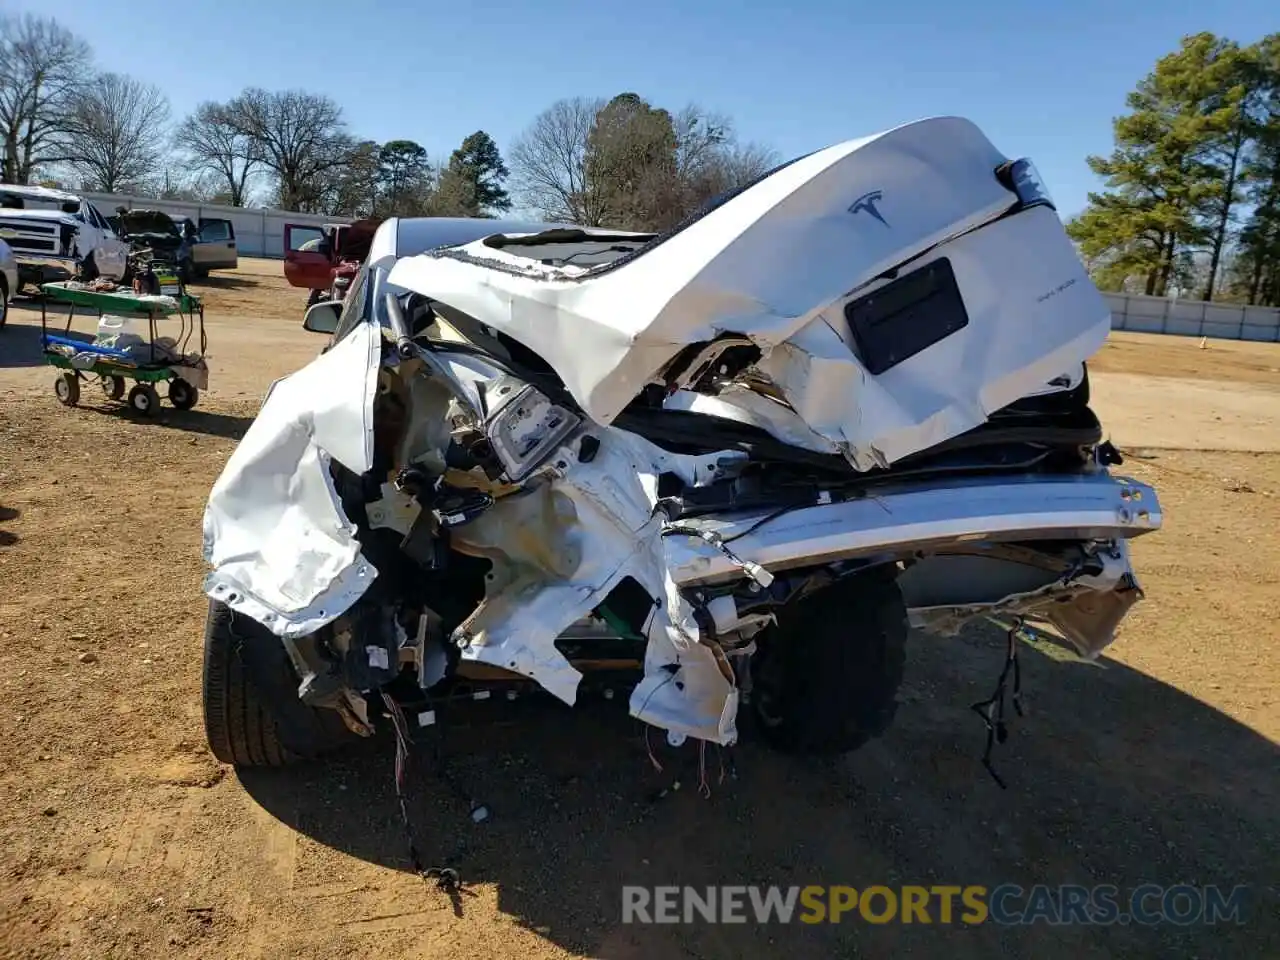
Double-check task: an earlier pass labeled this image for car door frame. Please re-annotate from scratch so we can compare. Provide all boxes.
[85,202,129,279]
[194,217,238,271]
[283,222,335,289]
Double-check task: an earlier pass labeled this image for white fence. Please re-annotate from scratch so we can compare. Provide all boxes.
[1104,291,1280,343]
[79,191,353,259]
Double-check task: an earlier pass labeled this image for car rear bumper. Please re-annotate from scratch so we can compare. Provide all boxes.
[664,471,1159,585]
[664,470,1161,657]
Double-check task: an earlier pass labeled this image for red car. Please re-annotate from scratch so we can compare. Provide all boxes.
[283,218,381,306]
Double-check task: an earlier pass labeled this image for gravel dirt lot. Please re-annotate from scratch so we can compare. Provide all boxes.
[1,259,1277,959]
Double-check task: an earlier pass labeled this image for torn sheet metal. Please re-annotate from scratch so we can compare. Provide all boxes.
[907,542,1145,659]
[201,322,381,638]
[445,427,747,744]
[200,318,749,742]
[386,116,1110,471]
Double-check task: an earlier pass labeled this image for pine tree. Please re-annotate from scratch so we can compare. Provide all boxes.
[1068,33,1246,297]
[444,131,511,216]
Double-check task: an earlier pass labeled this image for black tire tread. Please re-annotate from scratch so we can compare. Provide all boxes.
[750,565,908,756]
[203,599,294,767]
[203,599,362,767]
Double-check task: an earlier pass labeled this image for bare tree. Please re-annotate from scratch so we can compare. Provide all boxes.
[511,96,780,229]
[0,13,91,183]
[227,88,351,212]
[671,105,779,215]
[509,97,608,224]
[174,101,262,206]
[62,72,170,192]
[155,166,222,202]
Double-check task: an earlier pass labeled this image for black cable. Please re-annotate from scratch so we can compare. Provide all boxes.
[969,625,1025,790]
[722,503,803,544]
[540,245,640,266]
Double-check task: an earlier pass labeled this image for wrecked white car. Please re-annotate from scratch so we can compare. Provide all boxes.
[201,116,1162,771]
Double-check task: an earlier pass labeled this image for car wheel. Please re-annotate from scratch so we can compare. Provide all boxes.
[748,564,907,756]
[202,599,360,767]
[0,279,8,330]
[79,253,99,282]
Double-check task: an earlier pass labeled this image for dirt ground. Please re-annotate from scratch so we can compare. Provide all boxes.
[0,260,1277,959]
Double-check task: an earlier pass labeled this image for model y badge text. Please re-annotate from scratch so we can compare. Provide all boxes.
[849,191,889,227]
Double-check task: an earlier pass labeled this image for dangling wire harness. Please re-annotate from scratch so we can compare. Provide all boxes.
[969,622,1025,789]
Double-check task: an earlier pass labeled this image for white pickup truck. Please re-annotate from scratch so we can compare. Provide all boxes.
[0,184,130,291]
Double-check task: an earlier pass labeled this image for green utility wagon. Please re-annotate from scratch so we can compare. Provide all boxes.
[39,282,209,416]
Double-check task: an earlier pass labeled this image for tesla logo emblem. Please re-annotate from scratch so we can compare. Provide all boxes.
[849,190,889,227]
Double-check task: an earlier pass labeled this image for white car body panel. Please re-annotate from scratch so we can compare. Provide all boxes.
[202,323,381,639]
[387,116,1109,470]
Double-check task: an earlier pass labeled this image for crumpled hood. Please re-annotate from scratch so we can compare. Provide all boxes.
[387,115,1110,471]
[118,209,180,237]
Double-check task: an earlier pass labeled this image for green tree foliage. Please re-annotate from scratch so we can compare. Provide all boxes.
[508,93,776,231]
[377,139,430,215]
[585,93,679,228]
[1070,32,1280,304]
[1232,34,1280,305]
[443,131,511,216]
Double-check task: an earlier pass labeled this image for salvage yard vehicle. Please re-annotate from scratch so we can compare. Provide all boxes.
[185,215,238,275]
[201,116,1163,772]
[0,184,129,289]
[113,209,195,282]
[109,209,239,279]
[283,218,381,307]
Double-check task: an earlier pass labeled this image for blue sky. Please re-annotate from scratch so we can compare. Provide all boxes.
[9,0,1278,216]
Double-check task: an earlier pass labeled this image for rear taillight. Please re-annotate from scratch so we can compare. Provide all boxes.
[996,158,1054,211]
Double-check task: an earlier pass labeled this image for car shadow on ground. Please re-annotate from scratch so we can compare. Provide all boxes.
[239,623,1279,960]
[0,303,54,368]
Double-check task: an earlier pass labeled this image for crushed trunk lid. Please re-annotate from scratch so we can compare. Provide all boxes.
[388,116,1109,472]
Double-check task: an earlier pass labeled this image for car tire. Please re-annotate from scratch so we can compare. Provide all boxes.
[748,564,907,756]
[0,278,8,330]
[202,599,360,767]
[79,253,99,282]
